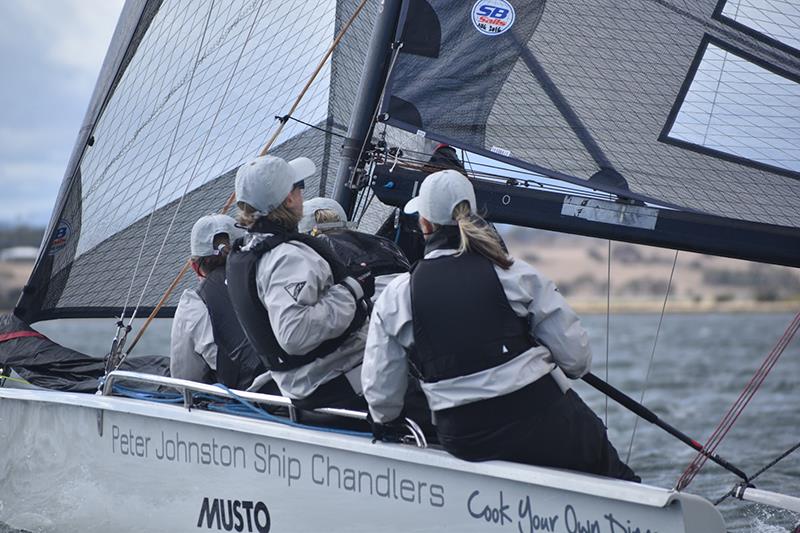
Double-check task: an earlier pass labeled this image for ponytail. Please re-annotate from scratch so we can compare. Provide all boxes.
[452,201,513,269]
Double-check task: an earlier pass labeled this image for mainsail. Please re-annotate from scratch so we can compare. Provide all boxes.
[364,0,799,264]
[16,0,378,322]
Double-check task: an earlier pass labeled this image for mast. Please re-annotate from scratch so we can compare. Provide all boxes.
[333,0,403,218]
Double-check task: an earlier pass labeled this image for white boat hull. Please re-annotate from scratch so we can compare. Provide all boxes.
[0,388,725,532]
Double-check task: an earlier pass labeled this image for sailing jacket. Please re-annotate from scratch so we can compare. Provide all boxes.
[362,233,591,423]
[227,221,369,401]
[196,267,267,390]
[170,288,217,383]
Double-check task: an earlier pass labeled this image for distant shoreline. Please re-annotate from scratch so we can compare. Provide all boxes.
[572,299,799,314]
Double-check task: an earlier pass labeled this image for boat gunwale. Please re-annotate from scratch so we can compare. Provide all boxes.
[1,386,691,509]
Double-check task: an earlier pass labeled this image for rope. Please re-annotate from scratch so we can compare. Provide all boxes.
[123,0,370,356]
[714,440,800,505]
[604,240,611,426]
[210,384,372,438]
[626,250,679,463]
[109,382,372,438]
[676,311,800,490]
[258,0,369,157]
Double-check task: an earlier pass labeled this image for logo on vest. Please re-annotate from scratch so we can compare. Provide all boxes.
[502,345,509,354]
[284,281,306,302]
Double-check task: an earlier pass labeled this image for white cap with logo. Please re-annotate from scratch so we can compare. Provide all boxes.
[235,155,316,214]
[298,197,348,234]
[190,214,244,257]
[403,169,476,225]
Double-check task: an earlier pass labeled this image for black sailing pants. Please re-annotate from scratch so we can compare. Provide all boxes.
[435,376,640,482]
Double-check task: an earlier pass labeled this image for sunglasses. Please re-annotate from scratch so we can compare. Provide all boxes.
[293,180,305,191]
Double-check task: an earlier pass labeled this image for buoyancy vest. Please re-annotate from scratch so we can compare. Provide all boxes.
[321,229,410,277]
[226,218,368,372]
[409,228,535,384]
[196,267,266,390]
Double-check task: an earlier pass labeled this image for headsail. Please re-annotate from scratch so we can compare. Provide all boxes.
[17,0,378,322]
[367,0,800,265]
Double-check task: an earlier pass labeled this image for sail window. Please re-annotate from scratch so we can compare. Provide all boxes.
[662,37,800,178]
[714,0,800,55]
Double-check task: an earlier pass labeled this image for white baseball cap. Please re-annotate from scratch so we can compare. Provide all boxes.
[235,155,316,214]
[298,197,348,234]
[190,214,244,257]
[403,169,476,225]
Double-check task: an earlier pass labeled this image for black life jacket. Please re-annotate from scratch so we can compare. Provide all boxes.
[321,229,410,277]
[196,267,267,390]
[226,218,368,372]
[409,228,535,383]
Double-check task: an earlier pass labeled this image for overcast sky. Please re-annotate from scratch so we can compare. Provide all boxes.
[0,0,125,226]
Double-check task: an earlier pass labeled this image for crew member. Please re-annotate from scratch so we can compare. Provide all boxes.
[170,214,270,391]
[362,170,639,481]
[227,156,374,410]
[299,197,410,301]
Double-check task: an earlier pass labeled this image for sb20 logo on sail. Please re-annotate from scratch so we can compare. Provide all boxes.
[472,0,516,35]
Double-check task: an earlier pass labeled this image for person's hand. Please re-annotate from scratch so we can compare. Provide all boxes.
[367,413,407,443]
[350,262,375,299]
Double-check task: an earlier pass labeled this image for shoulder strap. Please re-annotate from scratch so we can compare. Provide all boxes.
[248,218,349,282]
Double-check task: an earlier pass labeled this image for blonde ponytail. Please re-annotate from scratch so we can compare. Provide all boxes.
[452,201,513,269]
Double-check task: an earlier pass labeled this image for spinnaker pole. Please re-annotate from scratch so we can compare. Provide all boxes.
[333,0,403,218]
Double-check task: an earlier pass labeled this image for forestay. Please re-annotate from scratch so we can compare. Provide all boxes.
[16,0,378,322]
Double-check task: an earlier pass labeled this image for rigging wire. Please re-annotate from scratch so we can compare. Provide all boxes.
[625,250,679,463]
[123,0,371,356]
[120,0,266,361]
[676,310,800,490]
[604,240,611,427]
[342,41,404,205]
[117,2,216,321]
[107,1,217,367]
[129,0,266,317]
[385,151,619,202]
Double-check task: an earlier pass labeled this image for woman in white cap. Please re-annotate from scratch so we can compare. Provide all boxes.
[170,214,270,391]
[299,197,411,302]
[227,156,374,410]
[362,169,639,481]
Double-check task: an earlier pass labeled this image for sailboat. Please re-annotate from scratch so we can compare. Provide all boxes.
[2,0,799,531]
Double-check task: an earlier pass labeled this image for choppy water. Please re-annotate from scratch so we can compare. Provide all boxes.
[20,313,800,531]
